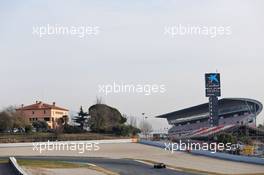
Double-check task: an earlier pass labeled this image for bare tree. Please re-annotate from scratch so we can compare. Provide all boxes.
[95,96,104,104]
[128,116,138,128]
[139,120,152,138]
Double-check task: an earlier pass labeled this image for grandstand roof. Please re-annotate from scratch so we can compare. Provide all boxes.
[156,98,262,120]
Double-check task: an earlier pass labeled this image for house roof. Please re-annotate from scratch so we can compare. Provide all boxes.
[17,101,69,111]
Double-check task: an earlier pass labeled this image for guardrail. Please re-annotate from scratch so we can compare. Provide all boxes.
[139,139,264,165]
[9,157,28,175]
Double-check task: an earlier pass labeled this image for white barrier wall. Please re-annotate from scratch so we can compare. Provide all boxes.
[139,139,264,165]
[191,150,264,165]
[0,138,138,148]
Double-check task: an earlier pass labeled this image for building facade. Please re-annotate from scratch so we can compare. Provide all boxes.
[17,101,69,129]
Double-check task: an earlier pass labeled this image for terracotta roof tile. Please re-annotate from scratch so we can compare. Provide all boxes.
[17,102,69,111]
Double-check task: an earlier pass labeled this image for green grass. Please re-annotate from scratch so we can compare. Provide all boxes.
[17,159,89,169]
[17,159,120,175]
[0,159,8,164]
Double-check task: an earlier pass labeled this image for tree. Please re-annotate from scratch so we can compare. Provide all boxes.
[258,124,264,130]
[239,136,253,145]
[56,115,69,134]
[95,96,104,104]
[112,124,141,136]
[73,106,88,130]
[130,125,141,136]
[25,125,33,133]
[63,125,83,133]
[0,106,29,132]
[88,104,127,133]
[32,121,48,132]
[57,115,69,127]
[120,114,127,124]
[139,120,152,137]
[217,132,237,144]
[126,115,138,128]
[12,113,28,130]
[0,111,13,132]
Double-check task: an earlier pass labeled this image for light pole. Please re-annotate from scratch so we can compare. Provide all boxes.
[142,113,148,139]
[141,113,145,138]
[145,116,149,139]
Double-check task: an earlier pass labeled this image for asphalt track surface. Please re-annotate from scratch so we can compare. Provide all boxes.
[3,156,199,175]
[0,163,17,175]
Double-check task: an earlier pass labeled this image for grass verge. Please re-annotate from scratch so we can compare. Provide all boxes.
[18,159,119,175]
[18,159,86,169]
[0,159,8,163]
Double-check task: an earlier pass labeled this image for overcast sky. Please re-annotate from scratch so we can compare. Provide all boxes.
[0,0,264,130]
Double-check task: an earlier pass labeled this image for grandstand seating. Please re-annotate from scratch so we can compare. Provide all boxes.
[169,114,255,138]
[162,98,262,139]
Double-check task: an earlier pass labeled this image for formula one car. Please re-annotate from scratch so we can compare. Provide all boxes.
[154,163,166,169]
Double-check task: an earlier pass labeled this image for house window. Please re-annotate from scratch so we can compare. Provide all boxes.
[32,111,34,114]
[30,118,37,121]
[44,110,46,114]
[55,111,63,115]
[44,117,50,121]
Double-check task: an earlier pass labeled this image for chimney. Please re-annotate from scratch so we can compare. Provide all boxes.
[53,102,56,106]
[21,104,24,108]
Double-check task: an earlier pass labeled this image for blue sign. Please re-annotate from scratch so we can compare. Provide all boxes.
[205,73,221,97]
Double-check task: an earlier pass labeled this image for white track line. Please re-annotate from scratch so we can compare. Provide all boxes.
[86,163,97,167]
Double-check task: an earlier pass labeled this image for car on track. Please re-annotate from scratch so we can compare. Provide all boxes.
[154,163,166,169]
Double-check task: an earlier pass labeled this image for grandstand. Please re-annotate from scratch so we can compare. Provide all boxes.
[156,98,263,139]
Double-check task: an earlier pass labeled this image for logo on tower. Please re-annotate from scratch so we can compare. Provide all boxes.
[206,73,220,88]
[205,73,221,97]
[205,73,221,127]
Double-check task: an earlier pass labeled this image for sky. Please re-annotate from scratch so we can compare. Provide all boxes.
[0,0,264,131]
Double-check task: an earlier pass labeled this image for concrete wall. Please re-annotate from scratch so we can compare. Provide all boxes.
[139,139,264,165]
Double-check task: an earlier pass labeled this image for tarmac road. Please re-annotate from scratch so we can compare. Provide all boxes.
[0,163,17,175]
[12,156,199,175]
[1,142,263,174]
